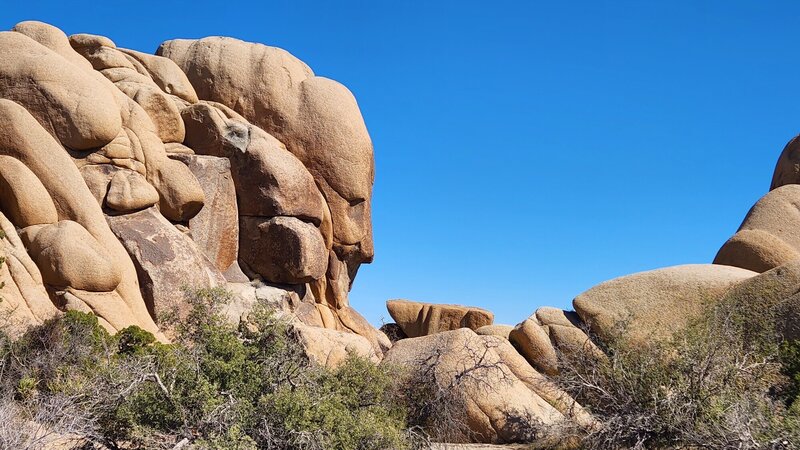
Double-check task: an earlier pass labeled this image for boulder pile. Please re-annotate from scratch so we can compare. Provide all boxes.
[0,21,381,355]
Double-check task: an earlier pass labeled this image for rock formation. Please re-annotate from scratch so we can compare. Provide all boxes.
[6,19,800,449]
[0,21,380,350]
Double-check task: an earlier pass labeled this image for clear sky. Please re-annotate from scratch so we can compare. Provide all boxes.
[1,1,798,327]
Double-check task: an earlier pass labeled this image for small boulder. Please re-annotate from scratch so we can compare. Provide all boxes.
[386,299,494,338]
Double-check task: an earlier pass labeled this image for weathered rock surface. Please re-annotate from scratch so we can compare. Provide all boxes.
[387,299,494,338]
[170,154,240,275]
[474,324,514,339]
[293,323,379,368]
[107,207,225,323]
[715,185,800,273]
[382,329,597,444]
[573,264,756,344]
[159,37,374,313]
[534,307,604,362]
[239,216,327,284]
[0,31,121,150]
[509,317,559,375]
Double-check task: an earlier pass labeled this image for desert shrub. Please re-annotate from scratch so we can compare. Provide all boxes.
[0,288,414,450]
[556,297,800,450]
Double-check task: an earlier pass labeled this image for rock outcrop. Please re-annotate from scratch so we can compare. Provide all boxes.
[0,21,378,349]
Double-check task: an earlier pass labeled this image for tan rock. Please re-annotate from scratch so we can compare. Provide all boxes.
[573,264,756,344]
[474,324,514,339]
[293,323,379,368]
[382,329,586,444]
[181,102,325,221]
[771,134,800,189]
[718,259,800,341]
[535,307,605,362]
[21,220,122,292]
[79,164,119,206]
[509,318,558,375]
[107,207,226,324]
[386,299,494,338]
[68,33,116,50]
[159,37,375,305]
[0,156,58,227]
[105,169,160,212]
[0,213,59,334]
[239,216,327,284]
[114,90,204,222]
[90,54,185,144]
[118,48,198,103]
[170,154,239,274]
[0,31,121,149]
[0,99,157,334]
[715,185,800,273]
[12,21,93,73]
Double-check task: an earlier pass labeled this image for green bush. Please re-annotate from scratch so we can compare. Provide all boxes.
[0,288,414,450]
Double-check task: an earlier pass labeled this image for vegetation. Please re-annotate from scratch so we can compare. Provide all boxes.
[0,288,414,450]
[555,292,800,450]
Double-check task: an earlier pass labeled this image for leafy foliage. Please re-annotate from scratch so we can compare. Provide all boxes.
[0,288,413,450]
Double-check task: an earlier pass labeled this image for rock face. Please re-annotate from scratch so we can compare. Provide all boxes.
[107,207,226,323]
[387,299,494,338]
[0,21,379,347]
[159,37,374,313]
[715,185,800,273]
[382,329,598,444]
[573,264,756,344]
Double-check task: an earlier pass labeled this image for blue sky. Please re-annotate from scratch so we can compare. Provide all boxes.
[2,1,798,326]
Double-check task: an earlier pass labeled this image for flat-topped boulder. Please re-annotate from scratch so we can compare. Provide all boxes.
[386,299,494,338]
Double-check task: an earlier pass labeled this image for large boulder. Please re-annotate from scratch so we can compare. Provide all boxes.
[0,30,121,150]
[573,264,756,344]
[387,299,494,338]
[239,216,327,284]
[107,207,226,323]
[715,185,800,273]
[382,329,597,444]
